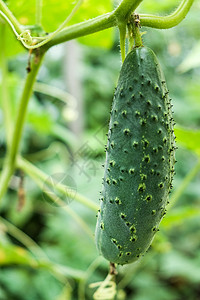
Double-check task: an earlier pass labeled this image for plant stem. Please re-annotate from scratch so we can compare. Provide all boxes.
[140,0,194,29]
[0,0,22,34]
[17,156,99,212]
[33,81,76,107]
[169,159,200,209]
[0,53,44,203]
[41,0,144,52]
[41,13,116,52]
[10,55,43,165]
[0,24,13,148]
[0,0,194,52]
[114,0,143,21]
[132,15,143,47]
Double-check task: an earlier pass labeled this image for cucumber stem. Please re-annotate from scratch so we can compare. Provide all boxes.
[132,15,143,48]
[128,14,143,49]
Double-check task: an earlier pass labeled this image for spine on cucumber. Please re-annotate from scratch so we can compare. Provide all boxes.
[95,46,176,265]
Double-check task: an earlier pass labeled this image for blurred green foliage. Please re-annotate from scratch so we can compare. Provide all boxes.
[0,0,200,299]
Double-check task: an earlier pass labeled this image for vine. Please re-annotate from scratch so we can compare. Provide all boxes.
[140,0,194,29]
[0,0,195,220]
[41,0,194,51]
[0,0,194,51]
[0,24,12,148]
[0,0,84,49]
[0,0,197,298]
[0,53,44,202]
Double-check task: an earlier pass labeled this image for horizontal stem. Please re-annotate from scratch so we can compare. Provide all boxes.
[33,81,76,107]
[140,0,194,29]
[114,0,143,21]
[17,156,99,212]
[41,12,116,52]
[41,0,144,51]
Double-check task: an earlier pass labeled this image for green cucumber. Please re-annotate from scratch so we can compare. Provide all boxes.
[95,46,176,265]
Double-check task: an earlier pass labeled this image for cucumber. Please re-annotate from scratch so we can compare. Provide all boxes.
[95,46,176,265]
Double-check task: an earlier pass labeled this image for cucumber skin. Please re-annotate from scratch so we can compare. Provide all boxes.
[95,47,176,265]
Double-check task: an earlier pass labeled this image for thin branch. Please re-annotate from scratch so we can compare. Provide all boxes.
[0,24,13,148]
[0,53,44,203]
[1,0,194,52]
[21,0,85,50]
[140,0,194,29]
[41,0,144,51]
[114,0,143,21]
[32,180,94,240]
[17,156,99,212]
[40,12,116,52]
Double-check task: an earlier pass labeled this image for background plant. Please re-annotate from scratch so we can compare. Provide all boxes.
[0,0,200,299]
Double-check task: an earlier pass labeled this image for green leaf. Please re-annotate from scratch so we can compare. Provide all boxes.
[161,206,200,229]
[6,0,36,25]
[26,94,54,133]
[175,126,200,156]
[72,0,114,48]
[0,25,25,57]
[41,0,78,32]
[0,242,37,267]
[78,28,113,49]
[42,0,114,48]
[28,111,53,133]
[42,0,112,32]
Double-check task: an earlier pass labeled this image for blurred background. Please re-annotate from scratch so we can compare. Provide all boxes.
[0,0,200,299]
